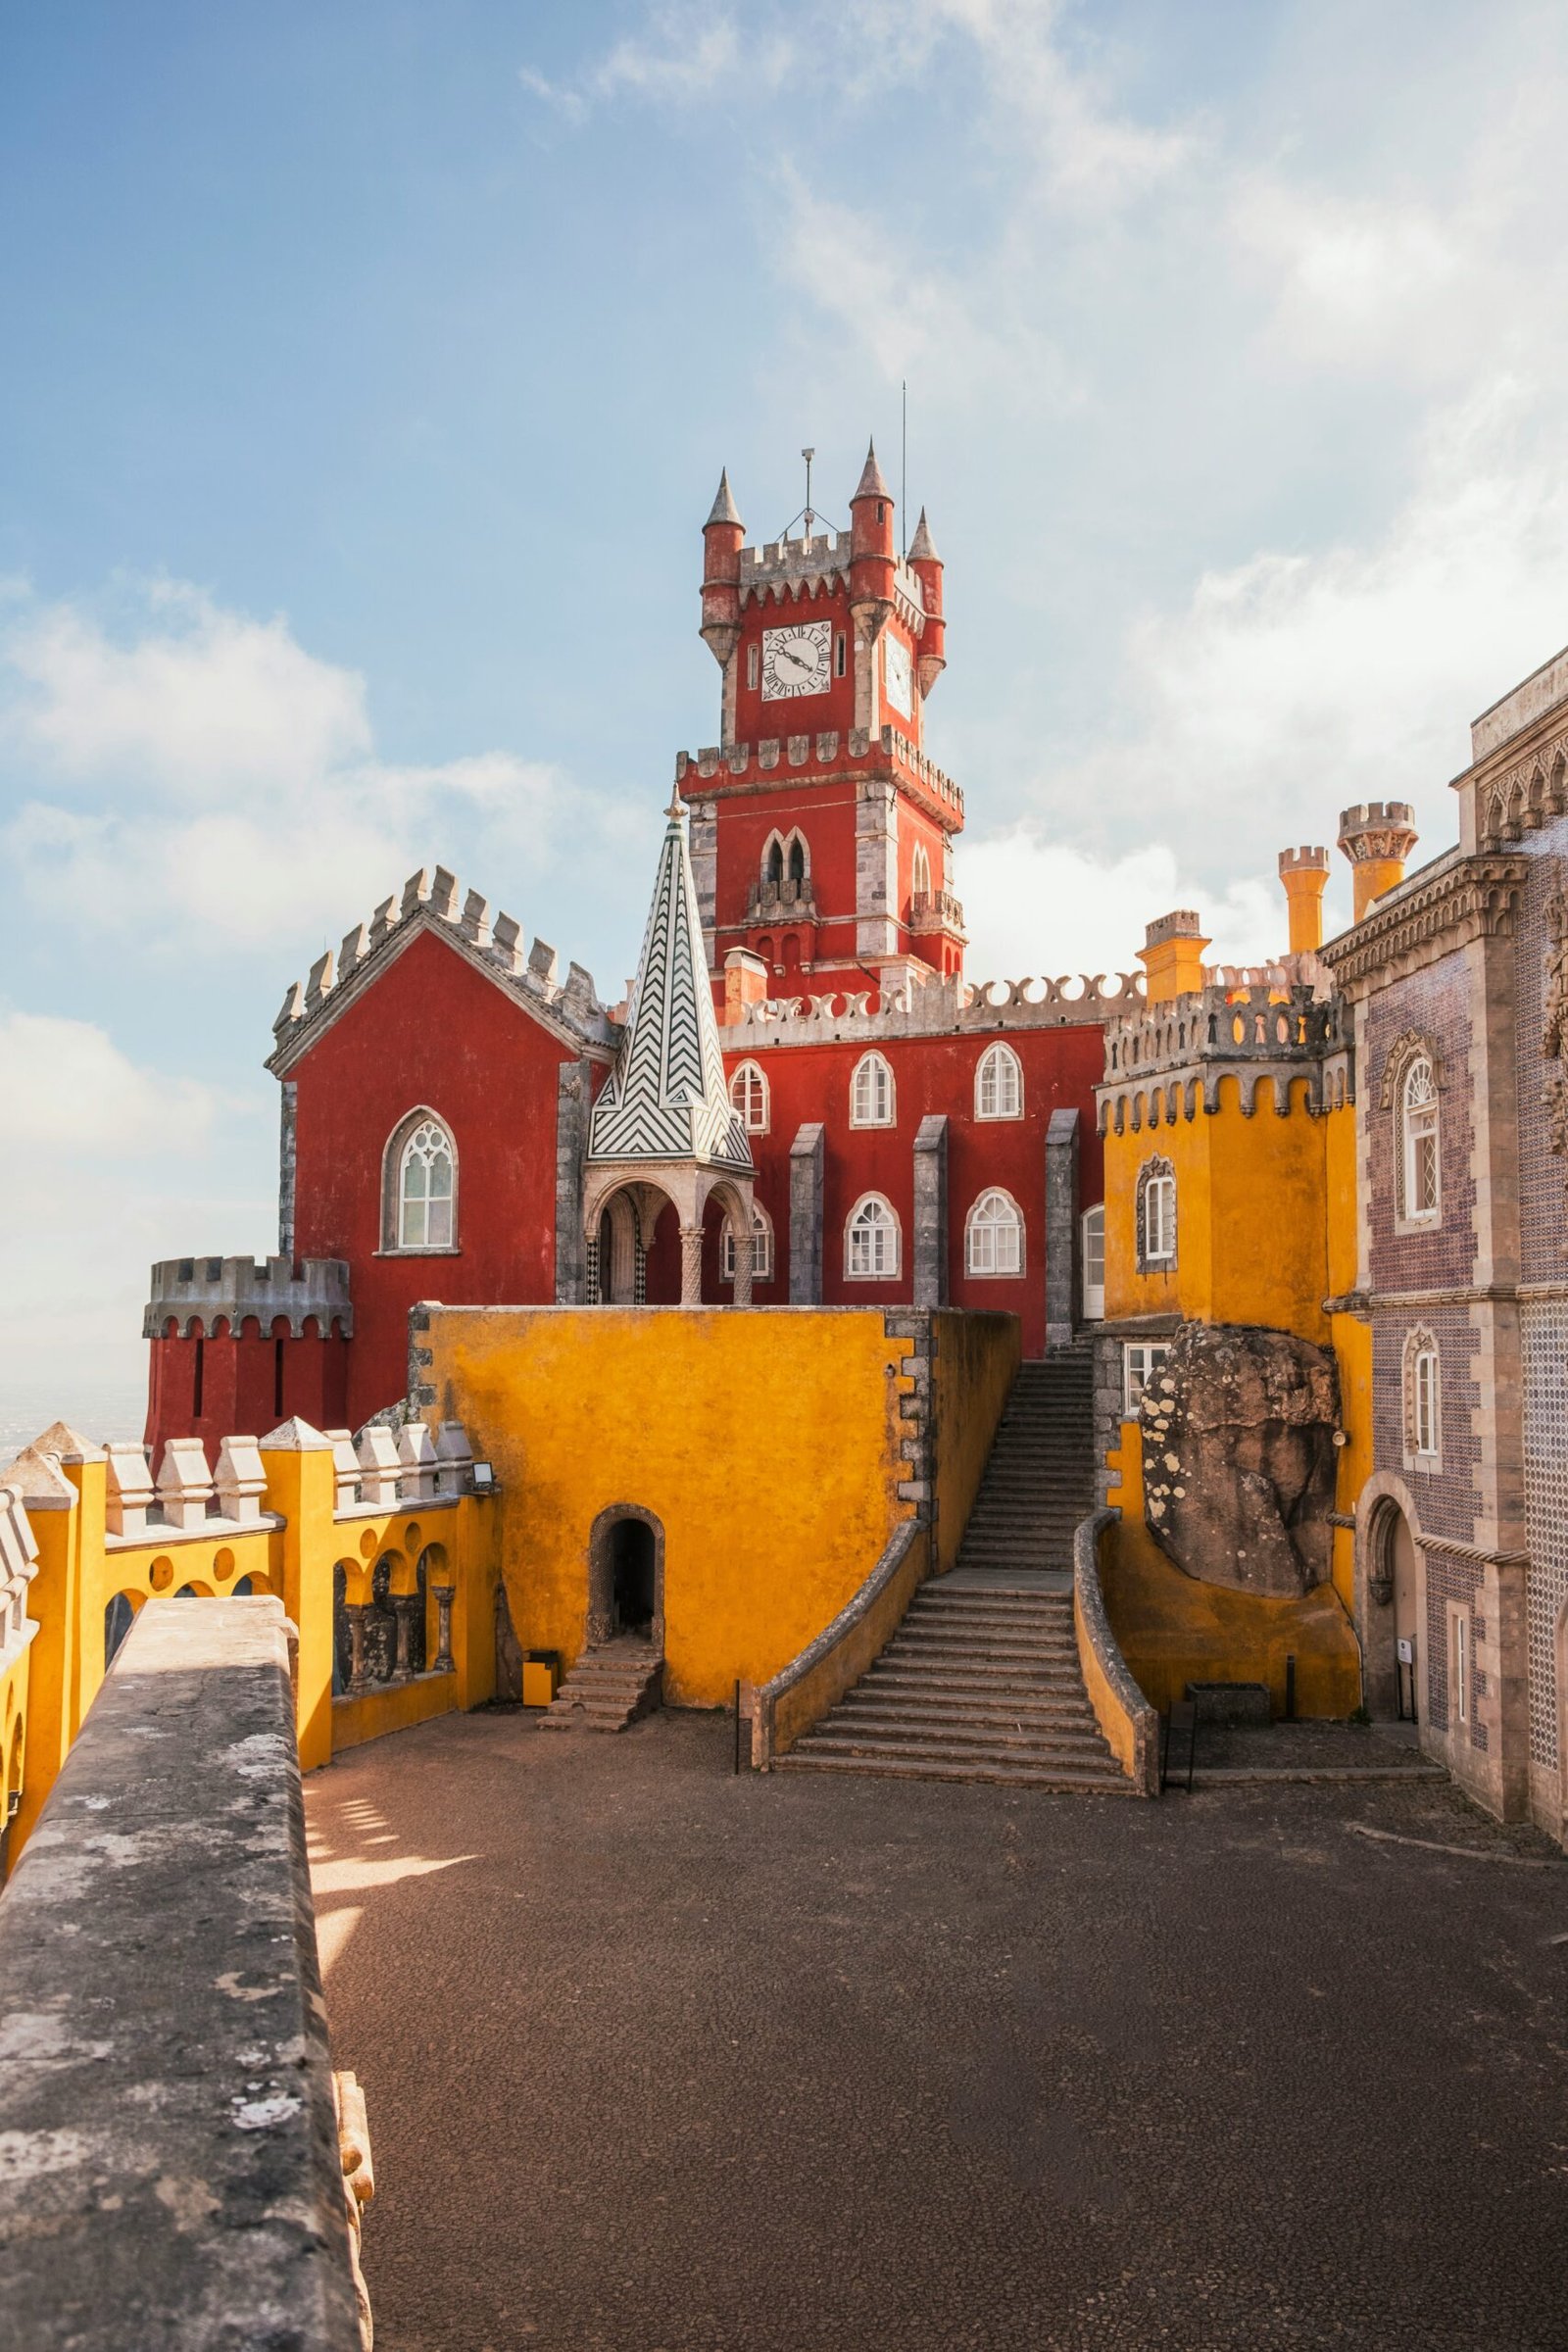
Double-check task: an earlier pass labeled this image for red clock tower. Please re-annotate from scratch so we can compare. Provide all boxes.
[680,444,966,1006]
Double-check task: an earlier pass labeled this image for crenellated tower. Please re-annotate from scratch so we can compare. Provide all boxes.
[681,443,967,1004]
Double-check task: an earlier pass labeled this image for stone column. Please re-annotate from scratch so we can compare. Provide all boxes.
[912,1114,949,1309]
[554,1058,590,1303]
[789,1122,825,1303]
[432,1586,456,1674]
[1045,1106,1081,1348]
[345,1604,372,1695]
[389,1597,416,1684]
[679,1224,704,1306]
[732,1224,754,1307]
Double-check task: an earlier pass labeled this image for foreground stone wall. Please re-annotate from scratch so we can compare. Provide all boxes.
[0,1597,364,2349]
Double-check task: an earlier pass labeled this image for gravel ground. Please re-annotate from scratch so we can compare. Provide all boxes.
[307,1707,1568,2352]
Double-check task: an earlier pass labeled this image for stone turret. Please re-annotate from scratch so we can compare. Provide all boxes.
[1338,802,1418,923]
[849,440,897,655]
[1138,910,1210,1006]
[907,508,945,698]
[1278,845,1331,955]
[700,468,745,676]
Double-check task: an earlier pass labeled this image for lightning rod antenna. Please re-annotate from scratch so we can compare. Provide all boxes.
[802,446,814,538]
[901,380,907,558]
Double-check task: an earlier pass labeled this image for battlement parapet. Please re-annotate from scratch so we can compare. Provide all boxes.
[0,1481,38,1680]
[143,1255,354,1341]
[1098,976,1350,1130]
[268,864,616,1073]
[726,966,1142,1048]
[735,533,928,631]
[677,722,963,824]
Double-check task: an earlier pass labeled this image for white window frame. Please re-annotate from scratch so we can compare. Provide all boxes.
[729,1059,769,1134]
[1413,1343,1440,1460]
[1081,1204,1105,1321]
[383,1108,459,1254]
[1400,1055,1441,1227]
[747,642,760,691]
[975,1041,1022,1121]
[850,1051,896,1129]
[1123,1342,1170,1416]
[1451,1607,1469,1728]
[1141,1170,1176,1265]
[720,1202,774,1284]
[965,1189,1024,1278]
[846,1193,901,1280]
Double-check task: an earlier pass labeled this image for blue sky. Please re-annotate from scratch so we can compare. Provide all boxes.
[5,0,1568,1411]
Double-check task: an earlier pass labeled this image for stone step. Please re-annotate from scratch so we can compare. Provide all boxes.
[800,1725,1110,1767]
[540,1646,663,1735]
[834,1700,1104,1743]
[776,1748,1130,1792]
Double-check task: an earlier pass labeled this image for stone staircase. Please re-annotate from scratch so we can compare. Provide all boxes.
[537,1639,663,1734]
[777,1346,1129,1790]
[954,1345,1096,1578]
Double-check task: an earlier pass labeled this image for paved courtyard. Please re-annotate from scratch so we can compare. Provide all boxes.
[307,1709,1568,2352]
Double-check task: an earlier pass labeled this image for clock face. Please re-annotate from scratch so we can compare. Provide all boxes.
[761,618,832,700]
[883,633,913,719]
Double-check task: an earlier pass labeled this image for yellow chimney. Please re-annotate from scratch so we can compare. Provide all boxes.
[1138,910,1210,1005]
[1338,803,1418,924]
[1277,846,1330,955]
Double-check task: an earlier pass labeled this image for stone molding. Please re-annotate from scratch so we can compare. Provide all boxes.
[676,718,963,827]
[1319,850,1530,996]
[728,966,1142,1050]
[1072,1507,1158,1793]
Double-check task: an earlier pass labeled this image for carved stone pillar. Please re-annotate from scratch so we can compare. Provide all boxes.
[389,1596,417,1684]
[432,1586,456,1674]
[345,1603,372,1695]
[679,1223,704,1306]
[732,1225,753,1307]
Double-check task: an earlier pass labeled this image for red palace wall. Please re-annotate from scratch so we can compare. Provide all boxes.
[145,1313,349,1465]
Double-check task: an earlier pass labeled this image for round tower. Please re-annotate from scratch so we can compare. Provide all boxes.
[849,439,896,649]
[1277,845,1331,955]
[699,468,745,672]
[907,507,946,698]
[1338,803,1418,923]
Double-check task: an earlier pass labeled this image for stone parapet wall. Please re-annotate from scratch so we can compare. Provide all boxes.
[676,719,964,825]
[144,1252,355,1340]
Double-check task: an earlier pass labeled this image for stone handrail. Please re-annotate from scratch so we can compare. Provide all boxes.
[0,1594,368,2348]
[1073,1507,1159,1795]
[745,1516,927,1769]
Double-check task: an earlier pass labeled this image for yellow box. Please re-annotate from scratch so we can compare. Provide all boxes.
[521,1658,559,1708]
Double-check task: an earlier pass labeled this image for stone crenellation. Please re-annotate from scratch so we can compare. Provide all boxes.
[735,531,929,632]
[268,865,615,1069]
[144,1254,355,1341]
[97,1417,479,1543]
[725,965,1144,1048]
[1098,974,1348,1131]
[675,722,963,821]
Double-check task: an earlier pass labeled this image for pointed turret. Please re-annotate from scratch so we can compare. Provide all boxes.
[588,798,754,1175]
[853,440,892,504]
[700,468,746,702]
[907,507,946,698]
[849,438,897,681]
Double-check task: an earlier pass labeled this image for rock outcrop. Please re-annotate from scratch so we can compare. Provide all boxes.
[1140,1322,1340,1598]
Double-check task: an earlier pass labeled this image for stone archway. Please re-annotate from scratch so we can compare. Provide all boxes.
[582,1166,755,1307]
[587,1503,665,1651]
[1356,1474,1426,1722]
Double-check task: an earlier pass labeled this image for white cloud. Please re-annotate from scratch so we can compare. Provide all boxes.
[0,581,581,954]
[0,1009,216,1151]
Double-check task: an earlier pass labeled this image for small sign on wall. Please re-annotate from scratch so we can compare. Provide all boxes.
[1396,1637,1414,1665]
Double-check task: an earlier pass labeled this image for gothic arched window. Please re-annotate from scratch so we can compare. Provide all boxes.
[1401,1055,1441,1225]
[846,1194,901,1279]
[911,842,932,900]
[965,1189,1024,1277]
[764,835,784,888]
[975,1041,1022,1120]
[1404,1327,1442,1464]
[851,1051,896,1128]
[390,1114,457,1250]
[729,1060,769,1133]
[788,834,807,888]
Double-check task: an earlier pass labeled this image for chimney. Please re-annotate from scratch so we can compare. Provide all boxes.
[1277,845,1331,955]
[1338,803,1418,923]
[1139,910,1210,1005]
[722,948,769,1027]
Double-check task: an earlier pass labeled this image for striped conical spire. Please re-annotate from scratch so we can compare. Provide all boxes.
[587,795,753,1170]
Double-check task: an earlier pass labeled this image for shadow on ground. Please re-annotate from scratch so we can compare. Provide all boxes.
[306,1707,1568,2352]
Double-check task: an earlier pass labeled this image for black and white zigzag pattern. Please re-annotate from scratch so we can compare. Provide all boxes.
[588,808,754,1172]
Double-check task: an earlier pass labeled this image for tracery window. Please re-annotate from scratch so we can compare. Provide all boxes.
[720,1202,774,1284]
[965,1189,1024,1277]
[911,843,932,899]
[975,1041,1022,1121]
[1400,1056,1441,1224]
[846,1194,901,1279]
[729,1060,769,1133]
[851,1051,896,1128]
[388,1112,457,1251]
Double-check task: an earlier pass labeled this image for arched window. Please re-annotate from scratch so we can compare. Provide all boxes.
[764,835,784,887]
[911,843,932,899]
[729,1060,769,1133]
[851,1051,895,1128]
[1137,1158,1175,1268]
[1406,1328,1441,1463]
[788,834,807,888]
[1081,1203,1105,1320]
[965,1189,1024,1277]
[721,1202,774,1284]
[397,1117,456,1250]
[846,1194,901,1279]
[1400,1055,1441,1224]
[975,1041,1022,1120]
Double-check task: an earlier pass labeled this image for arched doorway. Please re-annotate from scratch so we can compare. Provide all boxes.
[587,1505,665,1651]
[1365,1495,1420,1722]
